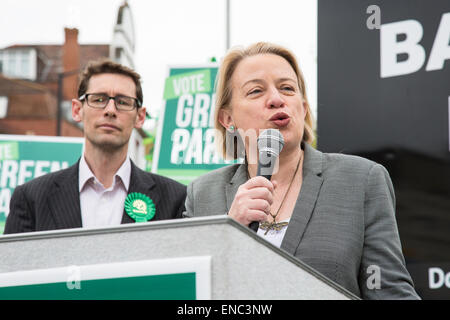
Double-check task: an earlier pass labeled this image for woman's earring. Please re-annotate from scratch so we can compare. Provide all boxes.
[228,125,235,133]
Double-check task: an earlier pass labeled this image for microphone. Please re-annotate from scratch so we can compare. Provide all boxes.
[249,129,285,232]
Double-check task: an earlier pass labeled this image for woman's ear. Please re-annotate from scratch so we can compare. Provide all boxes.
[218,108,234,130]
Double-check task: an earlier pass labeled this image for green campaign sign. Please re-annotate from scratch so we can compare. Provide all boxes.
[0,273,196,300]
[0,257,211,300]
[163,69,211,100]
[0,142,19,160]
[154,66,236,185]
[0,135,84,234]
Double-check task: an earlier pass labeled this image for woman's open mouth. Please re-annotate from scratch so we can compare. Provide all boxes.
[269,112,290,127]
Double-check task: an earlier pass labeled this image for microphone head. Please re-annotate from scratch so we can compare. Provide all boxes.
[257,129,285,157]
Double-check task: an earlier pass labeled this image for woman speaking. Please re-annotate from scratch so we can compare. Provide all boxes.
[184,42,419,299]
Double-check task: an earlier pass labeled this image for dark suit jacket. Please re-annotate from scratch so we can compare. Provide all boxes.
[4,160,186,234]
[184,143,420,299]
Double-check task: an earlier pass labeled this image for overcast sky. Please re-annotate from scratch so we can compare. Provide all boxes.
[0,0,317,122]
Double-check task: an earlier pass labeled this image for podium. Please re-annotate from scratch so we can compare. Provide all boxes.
[0,216,358,300]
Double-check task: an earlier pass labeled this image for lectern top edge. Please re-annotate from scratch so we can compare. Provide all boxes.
[0,216,232,242]
[0,215,359,300]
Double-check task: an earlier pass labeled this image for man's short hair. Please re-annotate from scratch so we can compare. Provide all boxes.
[77,59,143,107]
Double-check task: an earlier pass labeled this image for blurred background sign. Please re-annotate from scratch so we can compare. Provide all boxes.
[152,66,235,185]
[0,135,83,234]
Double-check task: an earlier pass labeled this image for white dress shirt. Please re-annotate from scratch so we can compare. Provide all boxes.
[79,155,131,228]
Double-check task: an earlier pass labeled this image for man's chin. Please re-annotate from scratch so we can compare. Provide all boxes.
[88,137,128,152]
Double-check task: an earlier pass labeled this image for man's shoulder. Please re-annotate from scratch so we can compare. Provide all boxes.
[149,172,187,190]
[18,163,78,192]
[132,165,187,191]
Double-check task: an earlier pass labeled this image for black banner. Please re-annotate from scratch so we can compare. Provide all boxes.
[318,0,450,299]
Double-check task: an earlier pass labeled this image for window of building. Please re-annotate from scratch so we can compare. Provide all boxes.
[8,51,16,75]
[0,49,36,80]
[115,48,122,60]
[20,52,30,76]
[0,96,8,119]
[117,6,124,24]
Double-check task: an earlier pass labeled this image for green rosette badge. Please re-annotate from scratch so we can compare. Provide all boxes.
[124,192,156,223]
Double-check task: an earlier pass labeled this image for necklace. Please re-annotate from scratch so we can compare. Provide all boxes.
[256,152,303,235]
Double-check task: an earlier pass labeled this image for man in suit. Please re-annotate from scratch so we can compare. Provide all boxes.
[4,59,186,234]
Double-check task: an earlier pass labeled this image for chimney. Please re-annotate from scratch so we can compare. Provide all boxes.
[62,28,80,100]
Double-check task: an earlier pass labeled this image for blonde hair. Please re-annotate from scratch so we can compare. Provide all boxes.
[214,42,315,159]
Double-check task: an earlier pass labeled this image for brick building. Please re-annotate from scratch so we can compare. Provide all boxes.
[0,28,109,137]
[0,2,147,169]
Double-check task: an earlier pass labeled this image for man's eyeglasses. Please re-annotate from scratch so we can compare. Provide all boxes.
[78,93,141,111]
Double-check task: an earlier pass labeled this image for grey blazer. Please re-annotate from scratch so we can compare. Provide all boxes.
[184,143,420,299]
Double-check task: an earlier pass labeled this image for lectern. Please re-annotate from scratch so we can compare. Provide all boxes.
[0,216,358,300]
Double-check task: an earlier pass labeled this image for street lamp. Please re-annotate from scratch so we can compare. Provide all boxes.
[56,69,79,136]
[226,0,231,51]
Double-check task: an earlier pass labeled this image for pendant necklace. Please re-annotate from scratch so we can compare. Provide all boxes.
[257,152,302,235]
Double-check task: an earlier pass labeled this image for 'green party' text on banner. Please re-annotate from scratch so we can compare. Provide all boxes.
[0,135,83,234]
[153,66,236,185]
